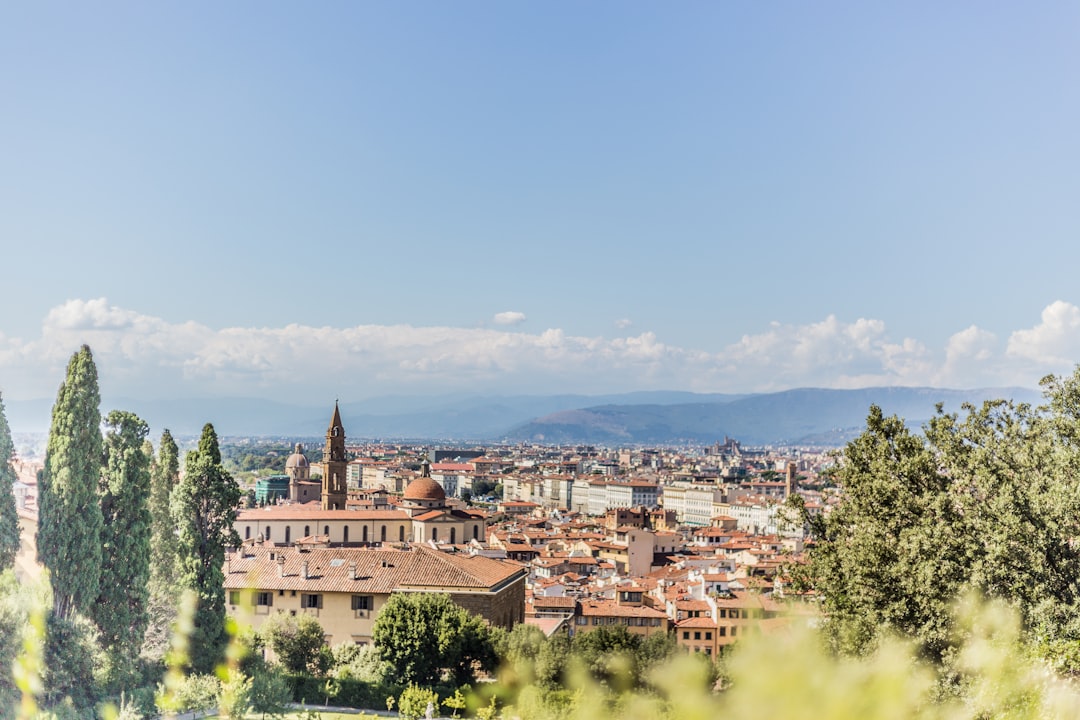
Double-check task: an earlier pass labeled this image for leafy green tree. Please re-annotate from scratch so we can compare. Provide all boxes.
[534,632,571,689]
[494,623,547,685]
[171,423,242,673]
[331,641,387,682]
[262,612,331,675]
[0,393,19,570]
[37,344,103,621]
[42,611,101,711]
[93,410,152,689]
[571,626,642,691]
[799,372,1080,667]
[247,668,292,719]
[373,592,497,686]
[0,570,29,714]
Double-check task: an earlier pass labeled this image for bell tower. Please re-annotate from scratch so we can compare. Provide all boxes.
[321,401,348,510]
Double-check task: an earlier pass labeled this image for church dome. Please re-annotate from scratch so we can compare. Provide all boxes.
[285,443,309,469]
[404,476,446,502]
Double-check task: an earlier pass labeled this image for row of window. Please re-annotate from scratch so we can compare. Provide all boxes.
[244,524,407,543]
[575,616,664,627]
[681,627,736,640]
[228,591,374,612]
[242,524,483,544]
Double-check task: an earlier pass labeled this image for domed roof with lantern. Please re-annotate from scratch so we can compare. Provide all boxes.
[285,443,309,469]
[403,460,446,503]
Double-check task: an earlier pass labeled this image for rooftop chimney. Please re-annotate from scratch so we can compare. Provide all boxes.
[349,561,357,580]
[276,555,285,578]
[302,560,309,580]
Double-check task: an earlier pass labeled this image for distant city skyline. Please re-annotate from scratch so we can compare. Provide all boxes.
[3,5,1079,407]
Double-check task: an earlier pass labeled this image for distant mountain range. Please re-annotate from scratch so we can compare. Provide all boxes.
[5,386,1042,448]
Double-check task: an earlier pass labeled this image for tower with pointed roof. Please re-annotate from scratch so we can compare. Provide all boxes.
[321,402,348,510]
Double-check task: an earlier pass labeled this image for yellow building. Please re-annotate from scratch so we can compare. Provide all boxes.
[224,544,528,646]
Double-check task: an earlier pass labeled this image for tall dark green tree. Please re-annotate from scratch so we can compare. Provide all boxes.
[37,345,103,620]
[93,410,152,687]
[143,428,183,660]
[0,392,20,570]
[171,422,241,673]
[148,428,180,589]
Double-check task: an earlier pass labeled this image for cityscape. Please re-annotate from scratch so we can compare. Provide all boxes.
[4,3,1080,719]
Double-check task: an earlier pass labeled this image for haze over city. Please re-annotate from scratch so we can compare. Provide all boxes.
[4,4,1080,420]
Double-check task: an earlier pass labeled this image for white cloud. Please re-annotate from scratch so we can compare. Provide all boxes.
[615,318,633,329]
[493,311,527,326]
[2,298,1074,410]
[1006,300,1080,366]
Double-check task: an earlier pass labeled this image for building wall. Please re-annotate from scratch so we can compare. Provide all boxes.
[237,516,413,545]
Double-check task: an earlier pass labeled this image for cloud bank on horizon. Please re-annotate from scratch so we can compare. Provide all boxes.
[0,298,1076,405]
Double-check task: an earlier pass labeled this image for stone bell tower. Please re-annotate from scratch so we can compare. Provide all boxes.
[321,402,348,510]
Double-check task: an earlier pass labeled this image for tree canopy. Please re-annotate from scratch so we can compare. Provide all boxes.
[93,410,152,688]
[373,592,497,686]
[0,393,20,570]
[37,344,103,620]
[262,612,331,675]
[798,369,1080,668]
[171,422,242,673]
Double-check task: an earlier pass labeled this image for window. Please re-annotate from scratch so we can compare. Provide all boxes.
[694,631,701,640]
[324,525,330,536]
[351,595,371,611]
[285,527,291,544]
[719,627,727,637]
[245,526,251,540]
[301,594,322,609]
[731,627,737,637]
[381,525,387,542]
[344,526,350,543]
[705,632,712,640]
[473,525,479,540]
[229,591,241,605]
[399,526,405,542]
[682,631,690,640]
[576,616,587,625]
[450,528,456,544]
[304,525,310,537]
[432,528,438,541]
[363,525,369,543]
[592,618,601,625]
[265,526,271,540]
[256,592,273,607]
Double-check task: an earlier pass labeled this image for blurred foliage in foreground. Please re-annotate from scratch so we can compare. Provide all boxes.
[10,576,1080,718]
[483,595,1080,720]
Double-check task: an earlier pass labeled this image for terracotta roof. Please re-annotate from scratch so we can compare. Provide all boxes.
[533,596,576,609]
[403,476,446,501]
[224,545,526,595]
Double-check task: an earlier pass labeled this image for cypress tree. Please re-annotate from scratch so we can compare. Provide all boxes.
[93,410,152,686]
[148,428,180,590]
[143,429,183,661]
[0,392,20,569]
[37,345,103,620]
[171,422,241,673]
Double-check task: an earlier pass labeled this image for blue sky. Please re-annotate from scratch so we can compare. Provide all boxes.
[3,3,1080,408]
